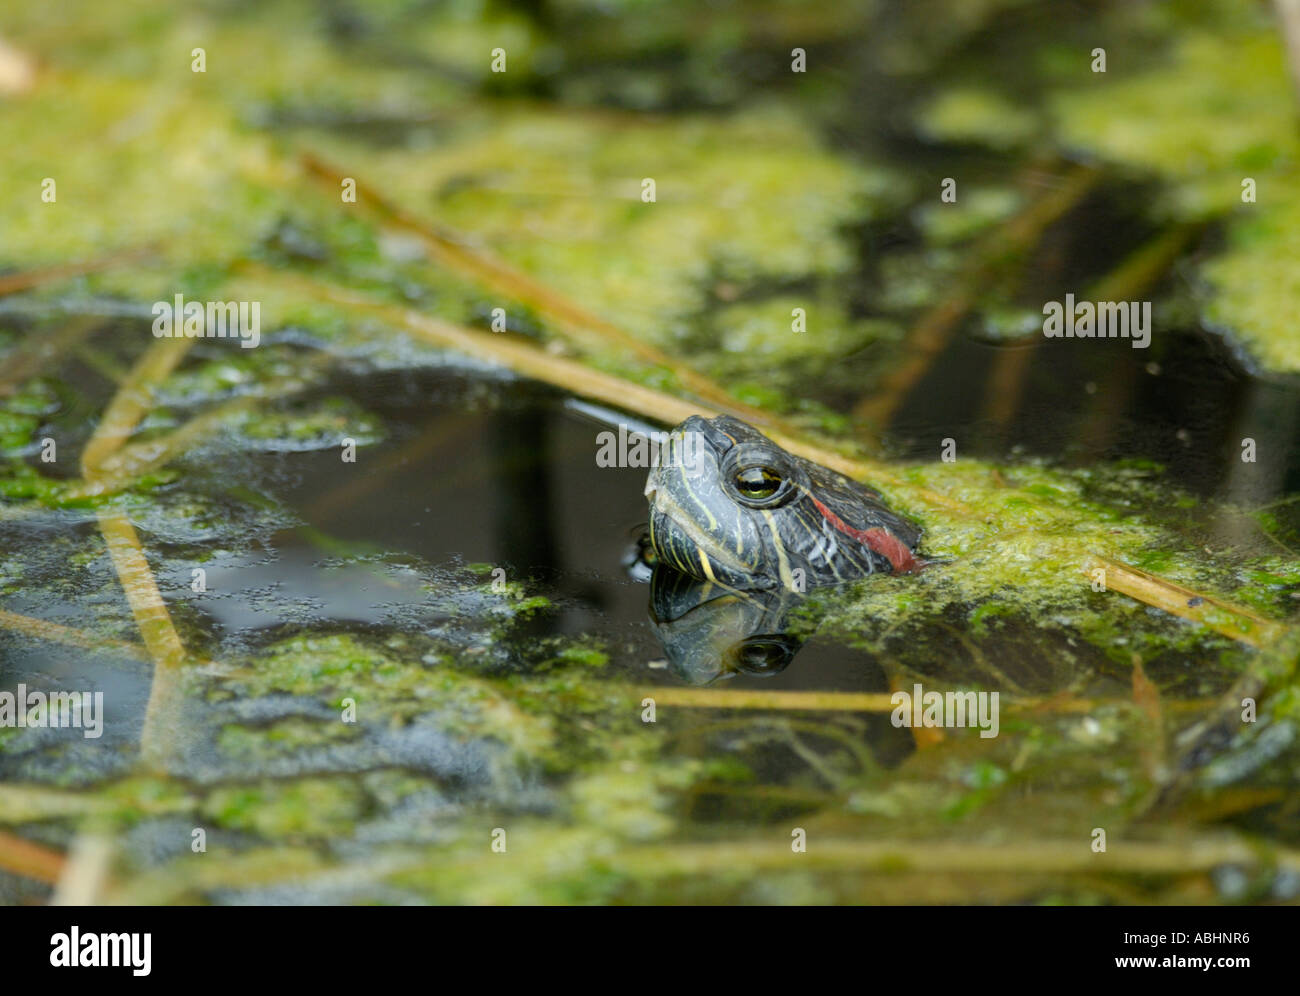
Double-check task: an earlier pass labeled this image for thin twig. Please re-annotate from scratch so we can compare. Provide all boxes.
[95,509,189,771]
[0,830,65,884]
[0,608,147,660]
[0,245,157,298]
[81,336,198,770]
[1087,557,1287,649]
[50,831,113,905]
[80,337,195,479]
[632,684,1210,713]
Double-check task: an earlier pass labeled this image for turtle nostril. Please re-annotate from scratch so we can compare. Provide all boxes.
[643,482,658,503]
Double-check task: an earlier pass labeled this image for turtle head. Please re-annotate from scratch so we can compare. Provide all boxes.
[644,415,923,590]
[644,415,799,589]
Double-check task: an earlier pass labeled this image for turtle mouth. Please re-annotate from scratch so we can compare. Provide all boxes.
[646,486,754,583]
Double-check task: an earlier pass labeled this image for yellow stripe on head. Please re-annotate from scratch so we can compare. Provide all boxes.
[760,509,796,591]
[696,548,717,582]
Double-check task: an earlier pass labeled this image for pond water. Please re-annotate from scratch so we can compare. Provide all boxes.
[7,308,1295,785]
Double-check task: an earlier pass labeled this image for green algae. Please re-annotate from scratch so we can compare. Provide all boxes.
[914,186,1024,247]
[807,456,1290,686]
[222,632,556,758]
[231,397,385,452]
[296,102,899,359]
[216,718,362,766]
[1201,184,1300,373]
[0,71,272,273]
[203,777,367,839]
[1047,12,1300,372]
[0,379,59,454]
[1052,29,1299,220]
[1,0,900,409]
[714,297,868,364]
[917,88,1040,151]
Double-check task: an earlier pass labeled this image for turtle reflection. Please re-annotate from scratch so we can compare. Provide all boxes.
[648,564,810,685]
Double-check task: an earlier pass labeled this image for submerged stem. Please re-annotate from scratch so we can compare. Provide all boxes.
[0,608,147,660]
[81,335,198,771]
[632,685,1211,714]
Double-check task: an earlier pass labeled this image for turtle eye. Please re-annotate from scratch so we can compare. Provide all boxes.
[727,636,798,676]
[733,465,782,502]
[724,447,800,508]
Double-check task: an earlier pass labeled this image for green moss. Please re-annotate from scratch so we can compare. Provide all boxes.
[915,186,1023,246]
[551,643,609,669]
[1201,182,1300,373]
[917,88,1039,150]
[96,777,198,825]
[0,73,271,275]
[810,455,1279,675]
[0,410,38,453]
[568,762,699,842]
[203,777,366,838]
[303,104,899,350]
[1230,558,1300,619]
[709,296,901,373]
[217,718,362,765]
[234,397,385,452]
[226,632,555,759]
[1044,14,1300,373]
[3,378,60,417]
[512,595,554,617]
[969,599,1017,637]
[1052,29,1298,219]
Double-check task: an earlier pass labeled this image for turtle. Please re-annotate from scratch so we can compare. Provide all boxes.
[643,414,924,592]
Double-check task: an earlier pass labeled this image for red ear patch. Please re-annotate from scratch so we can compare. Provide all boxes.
[810,495,923,574]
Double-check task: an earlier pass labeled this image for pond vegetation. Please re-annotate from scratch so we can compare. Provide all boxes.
[1,0,1298,904]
